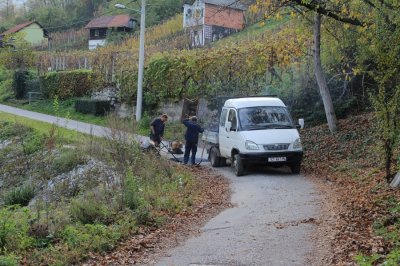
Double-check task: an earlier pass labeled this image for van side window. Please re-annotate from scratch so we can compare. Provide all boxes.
[228,109,237,130]
[220,109,228,127]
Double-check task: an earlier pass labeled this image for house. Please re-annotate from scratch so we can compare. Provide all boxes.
[0,21,48,46]
[183,0,248,47]
[85,15,137,50]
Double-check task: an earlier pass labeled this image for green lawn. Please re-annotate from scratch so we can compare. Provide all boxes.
[0,111,93,142]
[5,98,107,126]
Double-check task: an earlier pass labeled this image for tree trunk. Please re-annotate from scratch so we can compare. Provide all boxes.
[313,13,338,133]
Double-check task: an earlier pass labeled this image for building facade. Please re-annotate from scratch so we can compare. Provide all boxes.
[85,15,137,50]
[183,0,247,47]
[0,21,48,46]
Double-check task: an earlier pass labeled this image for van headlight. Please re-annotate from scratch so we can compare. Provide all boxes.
[245,140,259,150]
[293,138,302,150]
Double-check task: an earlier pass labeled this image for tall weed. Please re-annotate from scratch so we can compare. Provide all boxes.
[4,185,35,207]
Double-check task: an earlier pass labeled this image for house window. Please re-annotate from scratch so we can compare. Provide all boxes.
[94,30,100,37]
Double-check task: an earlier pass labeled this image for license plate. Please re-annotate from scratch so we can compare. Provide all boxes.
[268,157,286,162]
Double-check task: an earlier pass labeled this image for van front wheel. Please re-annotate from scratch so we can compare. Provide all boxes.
[233,154,244,176]
[290,162,301,174]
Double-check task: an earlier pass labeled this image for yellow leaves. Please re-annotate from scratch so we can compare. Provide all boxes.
[249,4,259,14]
[352,67,361,75]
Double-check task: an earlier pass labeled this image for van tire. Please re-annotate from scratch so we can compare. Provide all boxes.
[290,162,301,174]
[233,154,244,176]
[210,147,221,167]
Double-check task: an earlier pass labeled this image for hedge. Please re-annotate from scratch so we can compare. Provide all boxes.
[74,98,111,116]
[40,70,95,100]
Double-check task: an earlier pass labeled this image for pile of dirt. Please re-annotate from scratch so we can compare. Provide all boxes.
[83,165,232,265]
[302,113,400,265]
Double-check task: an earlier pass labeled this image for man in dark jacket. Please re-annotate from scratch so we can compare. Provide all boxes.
[182,116,204,165]
[150,114,168,146]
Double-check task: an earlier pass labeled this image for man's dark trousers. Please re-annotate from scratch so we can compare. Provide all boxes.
[183,141,197,164]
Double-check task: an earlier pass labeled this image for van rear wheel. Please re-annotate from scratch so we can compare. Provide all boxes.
[233,154,244,176]
[210,147,221,167]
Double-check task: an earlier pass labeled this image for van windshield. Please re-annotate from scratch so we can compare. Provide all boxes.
[238,106,294,130]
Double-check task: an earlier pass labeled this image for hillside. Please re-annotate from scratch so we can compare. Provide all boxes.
[302,113,400,265]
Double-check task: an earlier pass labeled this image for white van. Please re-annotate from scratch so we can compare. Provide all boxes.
[203,97,304,176]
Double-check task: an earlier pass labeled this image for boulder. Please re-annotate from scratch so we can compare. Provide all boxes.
[390,172,400,188]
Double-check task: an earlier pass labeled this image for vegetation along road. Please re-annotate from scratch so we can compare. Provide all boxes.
[0,104,323,265]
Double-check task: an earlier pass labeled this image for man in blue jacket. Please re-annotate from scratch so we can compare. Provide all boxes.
[182,116,204,165]
[150,114,168,146]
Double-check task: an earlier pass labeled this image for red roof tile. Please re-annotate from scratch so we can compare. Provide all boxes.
[1,21,37,35]
[85,15,135,29]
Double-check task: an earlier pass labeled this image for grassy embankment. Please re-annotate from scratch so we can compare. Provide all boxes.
[302,113,400,265]
[0,112,204,265]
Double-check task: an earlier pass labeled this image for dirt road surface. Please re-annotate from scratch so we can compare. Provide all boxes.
[155,165,320,266]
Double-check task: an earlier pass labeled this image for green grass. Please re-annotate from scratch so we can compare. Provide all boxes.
[5,99,107,126]
[0,111,92,143]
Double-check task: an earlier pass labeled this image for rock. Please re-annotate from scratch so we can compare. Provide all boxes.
[390,172,400,188]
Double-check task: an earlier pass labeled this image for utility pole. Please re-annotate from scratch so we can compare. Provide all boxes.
[115,1,146,121]
[135,0,145,121]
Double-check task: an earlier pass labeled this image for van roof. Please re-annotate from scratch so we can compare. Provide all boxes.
[223,97,285,109]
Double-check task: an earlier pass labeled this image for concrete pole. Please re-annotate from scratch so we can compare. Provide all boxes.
[135,0,146,121]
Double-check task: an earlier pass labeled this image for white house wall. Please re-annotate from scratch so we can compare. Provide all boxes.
[183,1,205,28]
[89,39,106,50]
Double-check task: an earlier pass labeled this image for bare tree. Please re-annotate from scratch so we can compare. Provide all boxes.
[313,13,337,133]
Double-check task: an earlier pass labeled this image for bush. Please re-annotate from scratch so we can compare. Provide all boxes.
[74,98,110,116]
[25,70,40,93]
[69,193,113,224]
[61,223,120,253]
[22,133,45,155]
[0,254,19,266]
[123,171,152,224]
[12,70,28,99]
[0,79,13,102]
[0,207,33,253]
[52,149,85,173]
[0,68,13,102]
[40,70,95,100]
[4,185,35,206]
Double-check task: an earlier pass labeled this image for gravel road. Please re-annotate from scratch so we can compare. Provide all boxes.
[155,165,320,266]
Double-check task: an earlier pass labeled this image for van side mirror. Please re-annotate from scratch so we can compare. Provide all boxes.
[225,121,232,132]
[298,118,305,129]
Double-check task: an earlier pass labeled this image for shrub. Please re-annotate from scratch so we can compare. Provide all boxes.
[0,122,32,141]
[123,171,152,224]
[52,149,86,173]
[4,185,35,206]
[74,98,111,116]
[0,254,19,266]
[69,193,113,224]
[12,70,28,99]
[40,70,94,100]
[22,132,45,155]
[61,223,120,253]
[0,79,13,102]
[0,207,33,253]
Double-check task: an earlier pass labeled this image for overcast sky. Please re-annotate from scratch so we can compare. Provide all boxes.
[14,0,27,7]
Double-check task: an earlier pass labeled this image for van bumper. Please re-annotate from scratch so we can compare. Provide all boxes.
[240,151,303,165]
